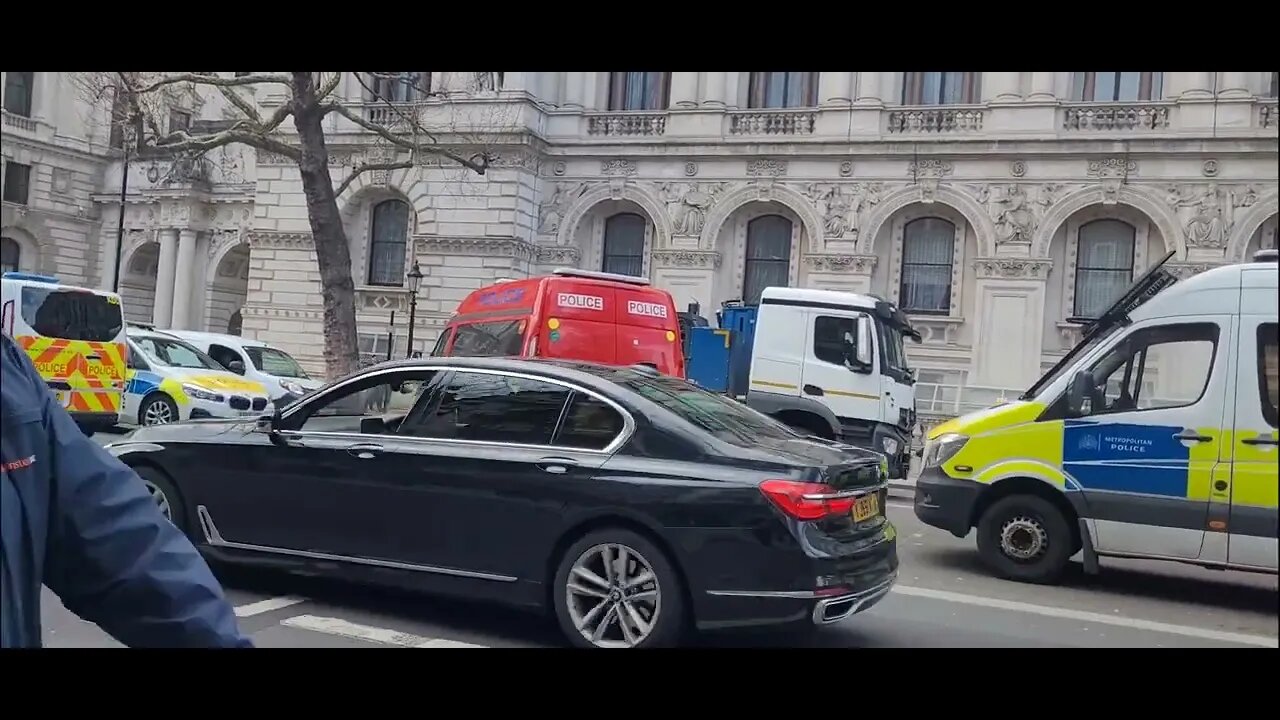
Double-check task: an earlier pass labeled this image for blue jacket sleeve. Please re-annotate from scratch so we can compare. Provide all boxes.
[20,345,253,648]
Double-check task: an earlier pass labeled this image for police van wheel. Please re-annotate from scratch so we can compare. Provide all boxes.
[136,466,187,532]
[976,494,1072,585]
[140,393,178,426]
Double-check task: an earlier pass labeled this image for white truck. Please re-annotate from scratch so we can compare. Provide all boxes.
[690,287,922,479]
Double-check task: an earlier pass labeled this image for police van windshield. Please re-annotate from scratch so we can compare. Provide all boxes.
[20,286,123,342]
[134,336,224,370]
[449,320,525,357]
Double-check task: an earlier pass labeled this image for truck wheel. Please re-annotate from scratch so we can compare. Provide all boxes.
[976,494,1072,585]
[552,529,686,648]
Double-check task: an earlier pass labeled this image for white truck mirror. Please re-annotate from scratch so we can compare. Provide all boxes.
[855,315,873,367]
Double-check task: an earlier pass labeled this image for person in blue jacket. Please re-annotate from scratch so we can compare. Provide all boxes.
[1,333,252,648]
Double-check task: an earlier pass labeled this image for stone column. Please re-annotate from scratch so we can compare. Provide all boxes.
[152,229,178,328]
[1028,71,1056,101]
[703,71,727,107]
[501,71,526,93]
[819,71,852,106]
[563,72,585,108]
[1219,71,1253,98]
[669,72,699,108]
[854,71,882,104]
[1179,71,1213,99]
[986,72,1022,103]
[580,72,601,110]
[169,229,198,329]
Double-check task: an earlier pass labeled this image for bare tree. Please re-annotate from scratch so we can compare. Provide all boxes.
[76,71,504,377]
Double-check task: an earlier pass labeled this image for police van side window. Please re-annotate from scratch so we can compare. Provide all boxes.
[1258,323,1278,428]
[1079,322,1219,417]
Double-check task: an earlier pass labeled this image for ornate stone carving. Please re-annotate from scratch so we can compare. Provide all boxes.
[684,162,698,177]
[255,149,292,165]
[1086,158,1138,178]
[206,229,243,259]
[1165,183,1235,248]
[552,161,567,177]
[358,288,409,312]
[746,159,787,177]
[536,245,581,265]
[838,161,854,178]
[803,182,884,242]
[966,183,1062,245]
[656,182,729,237]
[1201,159,1220,178]
[908,159,953,178]
[415,236,538,262]
[248,231,313,249]
[1165,262,1215,280]
[490,150,540,170]
[601,159,638,176]
[123,229,154,257]
[974,257,1053,280]
[537,182,586,235]
[803,254,877,274]
[1010,160,1027,178]
[651,250,722,269]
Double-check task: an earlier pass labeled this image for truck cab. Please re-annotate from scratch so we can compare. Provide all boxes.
[687,287,921,479]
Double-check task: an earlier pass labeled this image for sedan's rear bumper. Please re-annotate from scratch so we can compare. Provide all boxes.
[811,573,897,624]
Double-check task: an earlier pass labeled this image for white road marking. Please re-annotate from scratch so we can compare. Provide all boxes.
[234,596,306,618]
[891,585,1279,648]
[281,614,488,648]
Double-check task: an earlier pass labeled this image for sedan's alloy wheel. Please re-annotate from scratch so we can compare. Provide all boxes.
[143,479,173,522]
[143,399,175,426]
[566,543,661,648]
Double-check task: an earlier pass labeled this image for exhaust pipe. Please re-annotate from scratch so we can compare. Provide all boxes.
[810,574,896,625]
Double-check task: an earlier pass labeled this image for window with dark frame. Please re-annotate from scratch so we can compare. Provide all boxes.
[1072,72,1164,102]
[555,393,625,451]
[367,72,429,103]
[406,371,570,446]
[601,213,646,277]
[1082,323,1219,417]
[168,109,192,135]
[743,215,793,304]
[3,162,32,205]
[1258,322,1278,428]
[3,72,34,117]
[1,236,20,273]
[899,217,955,314]
[608,72,670,111]
[1074,219,1136,319]
[747,72,818,109]
[901,72,979,106]
[813,315,857,367]
[367,199,410,286]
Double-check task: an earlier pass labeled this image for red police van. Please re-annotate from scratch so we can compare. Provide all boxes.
[433,268,685,377]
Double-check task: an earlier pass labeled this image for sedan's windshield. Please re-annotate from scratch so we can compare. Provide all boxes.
[133,337,224,370]
[620,374,799,447]
[246,346,309,378]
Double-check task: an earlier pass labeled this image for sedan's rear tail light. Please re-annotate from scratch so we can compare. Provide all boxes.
[759,479,856,521]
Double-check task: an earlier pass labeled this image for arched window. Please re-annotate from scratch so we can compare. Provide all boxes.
[367,200,410,286]
[744,215,793,304]
[601,213,646,277]
[1072,72,1163,102]
[1,237,19,273]
[899,218,955,314]
[1074,219,1136,319]
[608,72,670,111]
[902,72,979,105]
[748,72,818,109]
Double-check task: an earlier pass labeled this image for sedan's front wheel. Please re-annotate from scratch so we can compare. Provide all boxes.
[135,465,187,532]
[552,529,685,648]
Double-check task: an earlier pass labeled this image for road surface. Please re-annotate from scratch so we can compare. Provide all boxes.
[43,433,1278,648]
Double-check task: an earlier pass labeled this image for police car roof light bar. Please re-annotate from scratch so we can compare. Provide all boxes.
[551,267,651,286]
[3,272,60,284]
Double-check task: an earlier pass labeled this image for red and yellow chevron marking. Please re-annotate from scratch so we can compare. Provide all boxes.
[16,335,125,414]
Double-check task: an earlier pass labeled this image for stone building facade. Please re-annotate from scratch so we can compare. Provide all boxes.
[3,71,1277,412]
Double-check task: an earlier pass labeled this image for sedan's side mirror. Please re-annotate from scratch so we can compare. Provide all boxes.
[228,359,246,375]
[1067,370,1094,417]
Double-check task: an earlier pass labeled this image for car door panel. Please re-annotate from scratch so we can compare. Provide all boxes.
[1227,318,1279,570]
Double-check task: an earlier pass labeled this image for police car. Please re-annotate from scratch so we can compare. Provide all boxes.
[914,249,1278,583]
[123,324,274,426]
[164,329,322,405]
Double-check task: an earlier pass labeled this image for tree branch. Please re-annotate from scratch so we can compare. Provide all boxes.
[351,72,438,143]
[217,84,262,123]
[137,72,293,93]
[324,101,489,175]
[334,161,415,197]
[316,72,342,102]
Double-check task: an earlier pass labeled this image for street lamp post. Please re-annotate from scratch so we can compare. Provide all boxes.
[405,261,424,358]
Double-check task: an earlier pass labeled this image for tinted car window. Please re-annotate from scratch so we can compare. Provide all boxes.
[296,371,436,435]
[623,374,798,447]
[450,320,525,357]
[21,286,123,342]
[556,393,625,450]
[406,371,568,445]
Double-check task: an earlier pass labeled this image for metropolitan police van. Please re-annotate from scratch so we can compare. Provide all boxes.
[914,249,1278,584]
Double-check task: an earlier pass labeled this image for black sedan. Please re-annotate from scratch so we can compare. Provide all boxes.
[105,357,898,648]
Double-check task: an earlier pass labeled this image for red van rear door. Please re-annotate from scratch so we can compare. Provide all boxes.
[613,287,680,374]
[539,281,617,365]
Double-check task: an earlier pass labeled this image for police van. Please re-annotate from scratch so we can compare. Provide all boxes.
[914,249,1278,583]
[1,272,128,435]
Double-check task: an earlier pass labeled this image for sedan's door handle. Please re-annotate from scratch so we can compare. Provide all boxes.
[1173,429,1213,443]
[803,384,824,396]
[537,457,578,475]
[346,443,384,459]
[1241,434,1279,447]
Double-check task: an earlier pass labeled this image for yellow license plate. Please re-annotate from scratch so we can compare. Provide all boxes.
[852,494,880,523]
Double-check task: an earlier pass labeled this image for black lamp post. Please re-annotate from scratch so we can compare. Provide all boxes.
[405,261,424,358]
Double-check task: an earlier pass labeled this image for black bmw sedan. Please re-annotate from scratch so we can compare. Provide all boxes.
[105,357,898,648]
